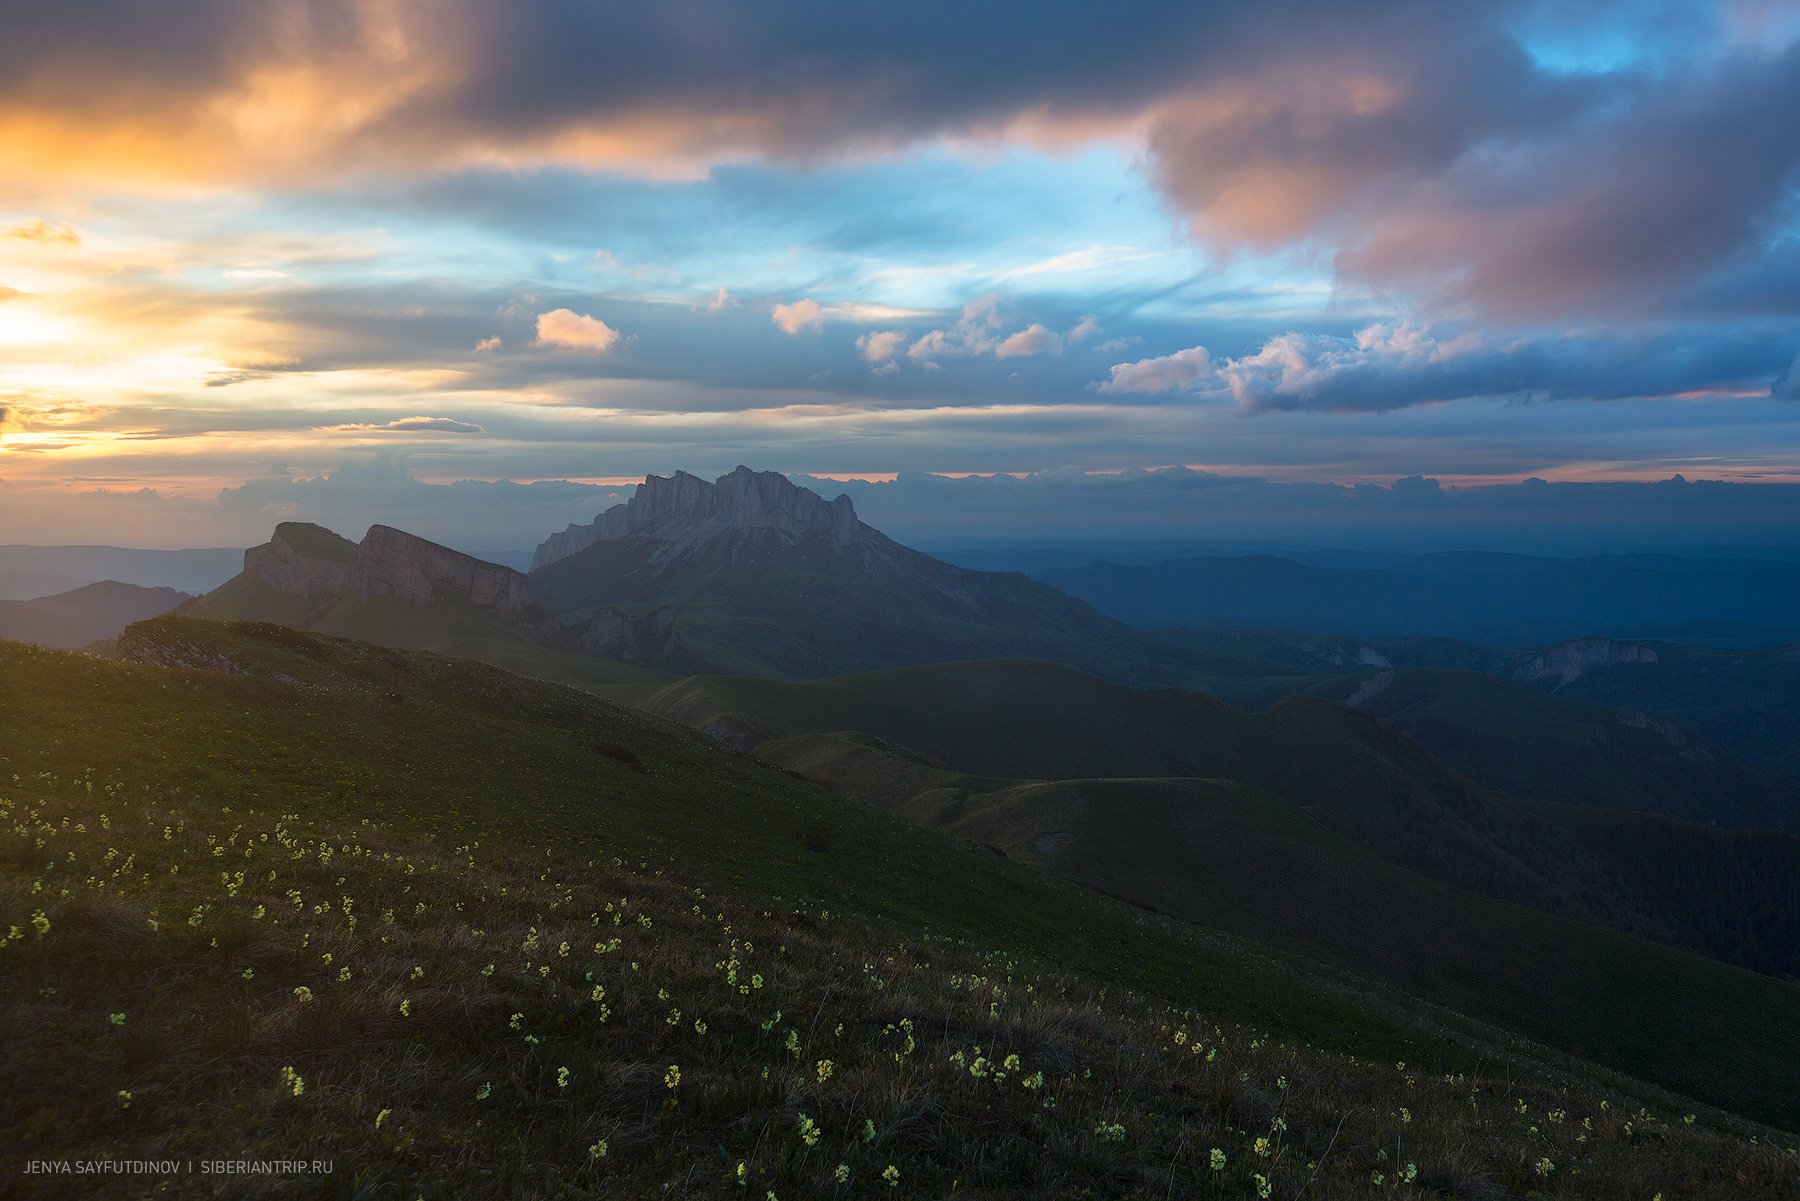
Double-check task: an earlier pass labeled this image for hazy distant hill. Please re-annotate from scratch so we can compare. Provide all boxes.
[0,570,93,601]
[0,580,188,648]
[0,543,242,594]
[1040,552,1800,647]
[528,466,1223,687]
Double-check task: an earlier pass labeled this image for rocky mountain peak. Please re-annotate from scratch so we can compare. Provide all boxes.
[532,466,861,569]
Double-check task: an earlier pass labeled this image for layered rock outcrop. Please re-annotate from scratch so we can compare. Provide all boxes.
[533,466,860,569]
[242,522,561,638]
[243,524,353,600]
[1510,638,1660,690]
[352,525,537,622]
[578,605,683,666]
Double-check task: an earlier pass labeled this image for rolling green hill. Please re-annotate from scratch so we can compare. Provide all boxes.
[3,620,1799,1201]
[1525,642,1800,783]
[638,660,1800,979]
[1306,667,1800,829]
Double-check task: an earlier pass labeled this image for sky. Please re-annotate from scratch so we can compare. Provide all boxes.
[2,0,1799,549]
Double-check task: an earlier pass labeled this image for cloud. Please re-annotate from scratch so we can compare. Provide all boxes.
[1776,353,1800,400]
[996,323,1063,358]
[856,329,908,364]
[705,286,738,313]
[322,416,487,434]
[473,335,503,353]
[771,298,824,334]
[1066,315,1102,346]
[2,218,80,246]
[535,307,621,353]
[1216,323,1799,413]
[906,293,1006,365]
[1098,345,1213,394]
[7,4,1792,325]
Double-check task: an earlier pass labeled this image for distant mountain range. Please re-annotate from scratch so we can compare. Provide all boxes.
[0,544,242,594]
[1040,552,1800,647]
[0,570,95,601]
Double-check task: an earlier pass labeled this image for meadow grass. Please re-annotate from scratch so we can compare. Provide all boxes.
[3,623,1798,1197]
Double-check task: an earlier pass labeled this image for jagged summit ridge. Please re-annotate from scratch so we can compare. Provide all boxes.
[243,521,549,632]
[533,466,860,569]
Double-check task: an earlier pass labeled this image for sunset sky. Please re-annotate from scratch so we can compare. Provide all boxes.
[3,1,1799,547]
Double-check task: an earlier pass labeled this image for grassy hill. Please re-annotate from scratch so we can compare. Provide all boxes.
[182,569,669,692]
[3,622,1798,1199]
[1305,667,1800,829]
[0,580,189,649]
[636,661,1800,980]
[1534,643,1800,783]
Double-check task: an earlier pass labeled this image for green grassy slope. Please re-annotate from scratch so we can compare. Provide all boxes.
[5,622,1799,1196]
[1541,644,1800,782]
[181,574,670,690]
[845,770,1800,1120]
[6,620,1518,1069]
[9,760,1796,1199]
[1306,667,1800,829]
[644,661,1800,980]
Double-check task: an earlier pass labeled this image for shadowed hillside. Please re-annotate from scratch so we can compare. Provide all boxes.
[3,619,1799,1200]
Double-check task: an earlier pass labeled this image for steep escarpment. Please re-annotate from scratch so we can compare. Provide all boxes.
[185,522,568,646]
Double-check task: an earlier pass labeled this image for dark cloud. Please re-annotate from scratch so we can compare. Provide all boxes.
[8,1,1795,325]
[1333,42,1800,321]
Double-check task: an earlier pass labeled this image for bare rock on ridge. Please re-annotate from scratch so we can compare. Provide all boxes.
[532,466,859,569]
[240,521,564,640]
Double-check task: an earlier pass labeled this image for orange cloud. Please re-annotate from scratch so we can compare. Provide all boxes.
[2,218,80,246]
[535,308,621,353]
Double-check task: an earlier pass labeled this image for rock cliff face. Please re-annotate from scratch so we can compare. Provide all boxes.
[1509,638,1660,690]
[242,522,560,638]
[533,466,860,569]
[243,524,354,600]
[352,525,537,622]
[578,605,683,666]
